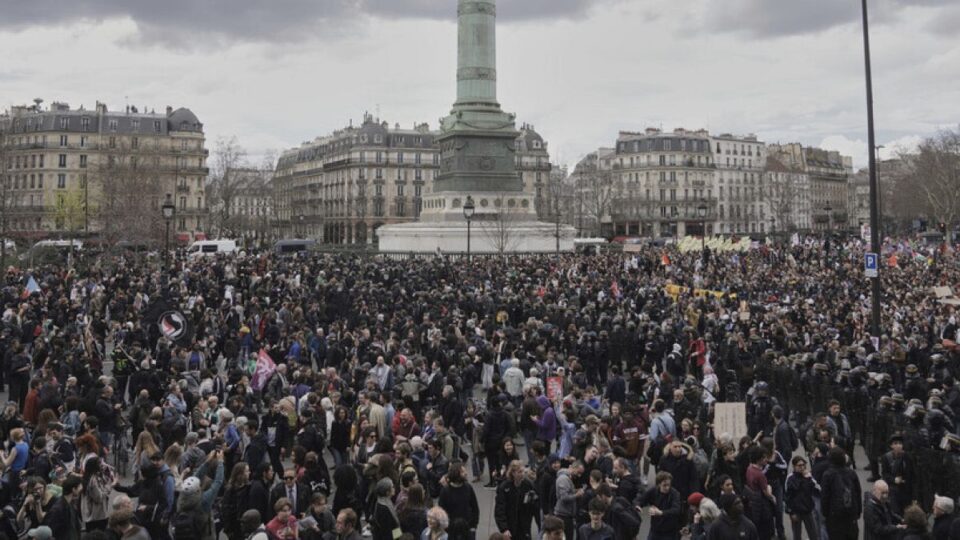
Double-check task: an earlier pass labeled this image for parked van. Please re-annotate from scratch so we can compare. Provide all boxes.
[274,239,316,255]
[187,239,238,257]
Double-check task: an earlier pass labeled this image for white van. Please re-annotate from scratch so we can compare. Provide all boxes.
[187,239,238,258]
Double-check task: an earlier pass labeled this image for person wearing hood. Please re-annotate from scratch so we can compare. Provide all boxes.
[174,450,225,540]
[533,395,557,448]
[706,493,759,540]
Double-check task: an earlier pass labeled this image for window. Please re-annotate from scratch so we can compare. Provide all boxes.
[109,120,118,131]
[31,155,36,168]
[81,117,90,131]
[396,201,405,217]
[132,137,139,149]
[375,184,383,196]
[374,134,382,144]
[415,185,422,197]
[79,155,87,168]
[131,119,140,131]
[180,196,187,209]
[80,136,87,148]
[376,152,383,164]
[396,152,403,164]
[433,154,439,165]
[109,137,116,149]
[397,184,404,197]
[59,117,68,129]
[659,155,666,166]
[197,197,202,209]
[376,169,383,180]
[58,154,67,168]
[360,152,366,163]
[415,169,422,181]
[38,174,43,188]
[57,174,66,189]
[60,135,68,147]
[154,121,162,132]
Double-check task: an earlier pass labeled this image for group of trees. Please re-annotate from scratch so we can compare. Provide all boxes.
[898,127,960,240]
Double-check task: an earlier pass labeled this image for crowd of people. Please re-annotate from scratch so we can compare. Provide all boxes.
[0,237,958,540]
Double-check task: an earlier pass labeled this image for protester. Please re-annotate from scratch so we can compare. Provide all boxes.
[1,238,959,540]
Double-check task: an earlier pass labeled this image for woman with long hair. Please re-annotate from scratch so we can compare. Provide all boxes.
[80,456,111,530]
[398,484,428,537]
[220,462,252,540]
[329,406,352,468]
[164,443,184,491]
[133,430,159,479]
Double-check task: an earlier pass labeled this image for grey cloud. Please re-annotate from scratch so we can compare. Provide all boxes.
[704,0,954,39]
[0,0,620,47]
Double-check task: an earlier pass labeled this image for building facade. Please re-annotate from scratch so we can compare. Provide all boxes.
[585,128,718,238]
[0,100,207,244]
[224,167,274,246]
[764,156,812,232]
[768,143,851,232]
[710,133,768,235]
[273,114,552,244]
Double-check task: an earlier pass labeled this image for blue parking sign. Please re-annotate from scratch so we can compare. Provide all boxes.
[865,252,878,278]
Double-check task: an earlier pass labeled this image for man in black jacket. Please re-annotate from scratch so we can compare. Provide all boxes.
[820,447,862,540]
[42,475,82,540]
[863,480,904,540]
[248,462,275,522]
[271,467,312,518]
[706,493,759,540]
[494,460,539,540]
[636,472,683,540]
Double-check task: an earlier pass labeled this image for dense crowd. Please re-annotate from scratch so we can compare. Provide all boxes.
[0,237,959,540]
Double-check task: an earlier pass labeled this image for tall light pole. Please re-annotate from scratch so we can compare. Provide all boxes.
[463,195,475,261]
[861,0,882,341]
[875,144,885,237]
[162,193,175,268]
[554,191,561,256]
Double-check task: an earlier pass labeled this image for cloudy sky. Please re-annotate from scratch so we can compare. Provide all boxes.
[0,0,957,170]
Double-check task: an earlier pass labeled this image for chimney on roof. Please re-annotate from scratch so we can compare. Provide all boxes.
[95,101,107,114]
[166,106,173,115]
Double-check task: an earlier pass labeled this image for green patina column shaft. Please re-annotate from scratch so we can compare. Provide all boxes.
[434,0,523,195]
[456,0,498,108]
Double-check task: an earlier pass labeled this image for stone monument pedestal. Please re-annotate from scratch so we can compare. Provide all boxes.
[377,219,576,253]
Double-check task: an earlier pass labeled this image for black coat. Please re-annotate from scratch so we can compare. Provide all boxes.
[784,473,819,515]
[270,481,312,517]
[706,514,760,540]
[370,501,400,540]
[494,479,538,540]
[863,493,901,540]
[247,479,272,522]
[437,482,481,535]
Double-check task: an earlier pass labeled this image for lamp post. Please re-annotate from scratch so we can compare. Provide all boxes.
[875,144,885,237]
[162,193,175,267]
[697,200,708,259]
[769,216,776,238]
[861,0,883,340]
[463,195,475,261]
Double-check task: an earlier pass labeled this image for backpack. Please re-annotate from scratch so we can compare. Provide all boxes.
[171,510,202,540]
[832,470,857,516]
[612,497,642,540]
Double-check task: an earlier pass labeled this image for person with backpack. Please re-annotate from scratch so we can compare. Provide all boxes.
[819,447,862,540]
[173,451,225,540]
[594,484,642,540]
[116,461,175,540]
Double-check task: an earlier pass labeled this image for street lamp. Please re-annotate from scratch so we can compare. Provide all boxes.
[162,193,175,266]
[769,216,776,237]
[824,204,833,232]
[697,200,708,258]
[463,195,475,260]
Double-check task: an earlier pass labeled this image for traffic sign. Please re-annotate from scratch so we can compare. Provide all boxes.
[865,252,878,278]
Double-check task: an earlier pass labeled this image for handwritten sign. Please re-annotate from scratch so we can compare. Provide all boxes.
[714,402,748,442]
[546,376,564,401]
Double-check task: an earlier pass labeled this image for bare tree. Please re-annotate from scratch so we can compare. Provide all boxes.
[92,138,165,246]
[52,185,86,268]
[209,136,248,236]
[901,127,960,241]
[767,173,799,232]
[582,164,620,237]
[480,194,524,254]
